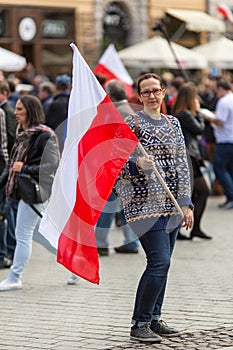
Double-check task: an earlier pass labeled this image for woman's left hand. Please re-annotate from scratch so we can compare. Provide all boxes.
[181,207,194,230]
[12,161,24,173]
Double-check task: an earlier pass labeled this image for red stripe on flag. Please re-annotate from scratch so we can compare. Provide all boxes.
[217,5,233,22]
[218,7,228,17]
[57,95,138,284]
[94,63,132,97]
[57,232,99,284]
[94,63,118,82]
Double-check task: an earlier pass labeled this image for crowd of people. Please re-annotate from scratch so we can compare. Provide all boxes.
[0,63,232,343]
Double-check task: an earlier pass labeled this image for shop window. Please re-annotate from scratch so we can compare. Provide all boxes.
[103,2,130,51]
[43,11,75,39]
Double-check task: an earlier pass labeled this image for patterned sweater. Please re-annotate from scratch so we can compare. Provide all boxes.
[115,111,192,231]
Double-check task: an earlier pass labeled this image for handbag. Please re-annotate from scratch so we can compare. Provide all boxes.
[15,173,44,204]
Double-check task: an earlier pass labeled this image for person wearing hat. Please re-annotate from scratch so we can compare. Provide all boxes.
[45,73,71,153]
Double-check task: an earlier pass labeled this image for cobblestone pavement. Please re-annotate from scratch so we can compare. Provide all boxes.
[0,195,232,349]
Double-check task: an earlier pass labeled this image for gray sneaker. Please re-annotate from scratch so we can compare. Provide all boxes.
[150,320,180,337]
[218,200,233,209]
[130,324,162,343]
[67,274,79,285]
[0,278,22,291]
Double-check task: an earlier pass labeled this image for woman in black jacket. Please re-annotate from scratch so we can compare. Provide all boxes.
[172,82,211,240]
[0,95,60,291]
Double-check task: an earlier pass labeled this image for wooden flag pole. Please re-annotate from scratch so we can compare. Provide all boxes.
[138,142,184,218]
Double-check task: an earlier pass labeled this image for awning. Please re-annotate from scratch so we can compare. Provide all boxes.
[118,36,208,69]
[192,36,233,69]
[165,8,226,33]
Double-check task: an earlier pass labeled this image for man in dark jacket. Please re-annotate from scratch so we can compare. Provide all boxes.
[0,81,17,157]
[45,74,71,153]
[0,80,17,268]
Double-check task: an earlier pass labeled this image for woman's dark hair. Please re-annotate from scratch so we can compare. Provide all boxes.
[136,73,162,94]
[19,95,45,127]
[171,82,198,115]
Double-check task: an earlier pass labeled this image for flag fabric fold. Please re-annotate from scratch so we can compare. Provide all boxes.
[217,3,233,23]
[93,43,133,97]
[39,43,138,284]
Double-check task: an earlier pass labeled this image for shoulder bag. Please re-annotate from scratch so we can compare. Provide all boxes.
[15,172,47,205]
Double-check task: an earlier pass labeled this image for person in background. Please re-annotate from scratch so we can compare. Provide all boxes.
[166,76,185,114]
[30,74,44,97]
[116,73,194,343]
[0,81,18,157]
[0,95,60,291]
[172,82,211,240]
[0,108,13,269]
[38,81,55,117]
[213,78,233,209]
[45,73,71,153]
[198,76,223,195]
[7,80,20,108]
[0,80,18,268]
[106,79,135,118]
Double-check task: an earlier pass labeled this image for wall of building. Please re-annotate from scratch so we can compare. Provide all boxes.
[0,0,208,75]
[148,0,206,33]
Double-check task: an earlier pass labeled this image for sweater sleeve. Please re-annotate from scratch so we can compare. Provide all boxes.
[172,117,193,207]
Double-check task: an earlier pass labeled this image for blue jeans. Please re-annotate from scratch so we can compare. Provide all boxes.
[7,200,45,282]
[6,199,17,258]
[95,191,139,250]
[131,227,178,325]
[0,219,7,258]
[0,191,16,259]
[214,143,233,201]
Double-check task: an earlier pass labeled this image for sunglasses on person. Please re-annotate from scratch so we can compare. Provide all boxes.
[140,88,163,97]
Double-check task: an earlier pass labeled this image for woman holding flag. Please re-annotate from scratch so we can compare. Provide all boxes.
[116,73,194,343]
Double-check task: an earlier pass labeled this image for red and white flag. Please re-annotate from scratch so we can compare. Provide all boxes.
[39,43,138,284]
[93,43,134,97]
[217,3,233,23]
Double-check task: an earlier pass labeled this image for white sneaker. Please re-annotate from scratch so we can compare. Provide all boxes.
[67,274,79,285]
[0,278,22,291]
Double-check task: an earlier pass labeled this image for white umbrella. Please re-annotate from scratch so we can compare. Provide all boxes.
[192,36,233,69]
[0,47,27,72]
[118,36,208,69]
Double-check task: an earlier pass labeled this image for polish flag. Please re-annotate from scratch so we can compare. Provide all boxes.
[39,43,138,284]
[93,43,134,97]
[217,3,233,23]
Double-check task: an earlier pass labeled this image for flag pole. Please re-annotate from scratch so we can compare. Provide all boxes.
[138,142,184,218]
[152,21,189,82]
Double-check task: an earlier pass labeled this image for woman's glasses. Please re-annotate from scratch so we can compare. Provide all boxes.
[140,89,163,97]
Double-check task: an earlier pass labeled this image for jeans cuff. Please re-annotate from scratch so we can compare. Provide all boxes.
[131,319,150,327]
[151,315,160,321]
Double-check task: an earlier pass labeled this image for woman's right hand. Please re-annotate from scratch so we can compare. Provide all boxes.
[12,161,24,173]
[136,156,154,170]
[181,207,194,230]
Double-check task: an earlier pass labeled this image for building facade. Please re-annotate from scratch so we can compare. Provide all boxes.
[0,0,225,76]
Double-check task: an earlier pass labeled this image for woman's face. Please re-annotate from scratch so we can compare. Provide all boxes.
[14,100,28,129]
[138,77,166,112]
